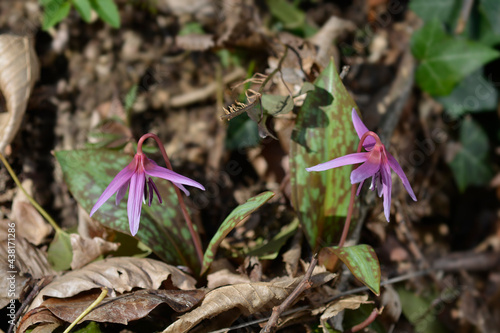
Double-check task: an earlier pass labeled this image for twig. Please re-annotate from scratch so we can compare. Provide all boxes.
[455,0,475,35]
[63,288,108,333]
[260,256,318,333]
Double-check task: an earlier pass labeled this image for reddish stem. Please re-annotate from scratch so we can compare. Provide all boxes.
[137,133,204,267]
[346,308,379,332]
[337,131,381,248]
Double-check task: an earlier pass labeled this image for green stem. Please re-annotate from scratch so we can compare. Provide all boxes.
[63,288,108,333]
[0,151,62,234]
[137,133,204,267]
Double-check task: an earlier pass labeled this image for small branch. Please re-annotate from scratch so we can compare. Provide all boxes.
[260,257,318,333]
[455,0,474,35]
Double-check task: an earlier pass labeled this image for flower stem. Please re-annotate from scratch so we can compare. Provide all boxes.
[0,151,62,234]
[137,133,204,266]
[337,131,381,248]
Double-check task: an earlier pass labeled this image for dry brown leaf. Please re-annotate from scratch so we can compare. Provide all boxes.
[40,289,205,325]
[0,237,55,307]
[207,268,251,289]
[18,308,62,333]
[0,34,39,152]
[30,257,197,309]
[69,234,120,270]
[175,34,214,51]
[11,179,52,245]
[320,294,371,321]
[163,272,335,333]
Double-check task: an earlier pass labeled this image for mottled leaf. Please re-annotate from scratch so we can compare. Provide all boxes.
[323,245,381,295]
[47,230,73,272]
[55,149,198,269]
[201,191,275,274]
[261,94,294,115]
[290,59,359,250]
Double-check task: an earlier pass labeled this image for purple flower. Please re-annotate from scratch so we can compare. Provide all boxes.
[90,153,205,235]
[306,109,416,222]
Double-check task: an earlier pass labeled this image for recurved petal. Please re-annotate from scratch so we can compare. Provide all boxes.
[144,160,205,191]
[352,109,376,150]
[380,160,392,222]
[350,149,381,184]
[115,180,130,205]
[127,173,145,236]
[172,182,190,196]
[90,163,135,217]
[306,152,368,172]
[386,151,417,201]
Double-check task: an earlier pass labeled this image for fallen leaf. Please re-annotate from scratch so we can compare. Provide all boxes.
[30,257,197,309]
[18,308,62,333]
[162,272,335,333]
[10,179,52,245]
[40,289,205,325]
[320,295,371,321]
[69,234,120,270]
[0,34,40,152]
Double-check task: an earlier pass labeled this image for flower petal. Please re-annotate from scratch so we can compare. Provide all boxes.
[306,153,368,172]
[90,163,135,217]
[173,182,191,196]
[350,149,381,184]
[386,151,417,201]
[352,109,376,151]
[144,159,205,191]
[379,159,392,222]
[115,180,130,205]
[127,173,145,236]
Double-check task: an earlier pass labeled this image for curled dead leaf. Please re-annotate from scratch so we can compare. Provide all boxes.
[69,234,120,270]
[17,308,63,333]
[0,34,40,152]
[30,257,197,309]
[163,272,335,333]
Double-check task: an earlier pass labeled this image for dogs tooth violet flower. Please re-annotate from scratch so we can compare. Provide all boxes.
[306,109,416,222]
[90,151,205,236]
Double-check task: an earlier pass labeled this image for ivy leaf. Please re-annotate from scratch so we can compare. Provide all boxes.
[479,0,500,34]
[55,149,198,270]
[436,71,498,119]
[322,245,381,295]
[47,230,73,271]
[290,59,359,250]
[201,191,275,274]
[409,0,457,23]
[398,289,449,333]
[42,0,71,30]
[89,0,120,28]
[73,0,92,22]
[449,118,492,192]
[411,19,500,96]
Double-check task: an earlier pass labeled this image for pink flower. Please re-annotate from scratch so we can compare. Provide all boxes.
[306,109,416,222]
[90,153,205,235]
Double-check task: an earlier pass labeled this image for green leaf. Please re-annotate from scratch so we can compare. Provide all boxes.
[411,19,500,96]
[261,94,294,115]
[479,0,500,34]
[398,288,449,333]
[290,59,359,249]
[73,0,92,22]
[449,118,492,191]
[47,230,73,271]
[89,0,120,28]
[325,245,381,295]
[124,84,138,112]
[73,321,103,333]
[201,191,275,274]
[267,0,305,30]
[225,113,260,150]
[55,149,198,270]
[246,218,299,260]
[409,0,457,23]
[179,22,205,36]
[437,71,498,119]
[42,0,72,30]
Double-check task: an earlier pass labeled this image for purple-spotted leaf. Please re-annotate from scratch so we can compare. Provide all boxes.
[323,244,381,295]
[201,191,275,274]
[290,60,359,249]
[55,149,198,270]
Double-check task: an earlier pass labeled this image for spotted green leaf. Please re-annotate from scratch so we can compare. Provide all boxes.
[326,244,381,295]
[201,191,275,274]
[290,59,359,250]
[55,149,198,270]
